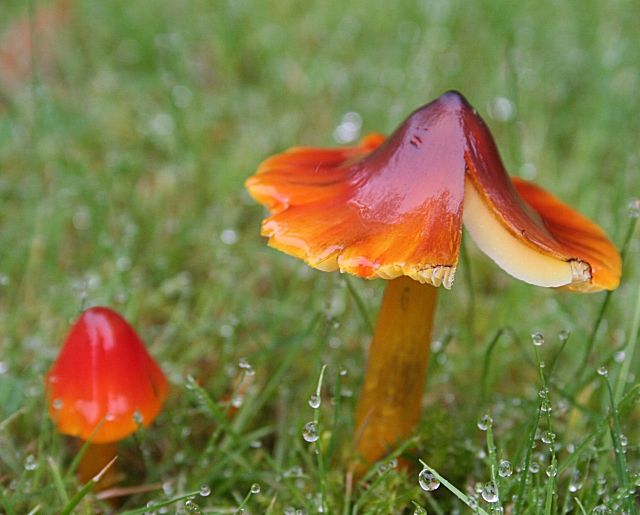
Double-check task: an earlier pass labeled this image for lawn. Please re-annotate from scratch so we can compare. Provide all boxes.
[0,0,639,513]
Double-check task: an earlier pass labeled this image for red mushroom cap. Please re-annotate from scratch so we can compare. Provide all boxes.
[46,307,168,444]
[246,91,620,292]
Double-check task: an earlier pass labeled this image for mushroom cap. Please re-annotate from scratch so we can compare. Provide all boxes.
[246,91,620,292]
[45,307,168,443]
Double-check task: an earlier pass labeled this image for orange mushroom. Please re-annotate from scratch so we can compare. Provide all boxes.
[245,91,621,469]
[46,306,168,482]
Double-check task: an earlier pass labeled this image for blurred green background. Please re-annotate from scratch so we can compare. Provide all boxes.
[0,0,639,513]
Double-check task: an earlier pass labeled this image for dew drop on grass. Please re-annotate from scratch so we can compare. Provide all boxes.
[541,431,556,444]
[540,400,552,413]
[545,465,557,478]
[238,358,255,376]
[559,329,571,343]
[628,198,640,218]
[529,462,540,474]
[481,482,498,503]
[477,414,493,431]
[133,410,144,425]
[531,332,544,346]
[597,366,608,376]
[199,485,211,497]
[418,468,440,491]
[185,498,200,513]
[614,351,626,363]
[302,421,319,442]
[568,470,582,492]
[250,483,261,494]
[24,454,37,471]
[620,434,628,447]
[498,460,513,477]
[592,505,611,514]
[308,394,321,409]
[231,394,244,408]
[339,367,348,377]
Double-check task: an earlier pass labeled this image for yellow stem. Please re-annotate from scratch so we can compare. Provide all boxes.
[78,442,118,487]
[354,276,438,468]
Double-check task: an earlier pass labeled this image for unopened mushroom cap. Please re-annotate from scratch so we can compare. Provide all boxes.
[246,91,621,292]
[46,307,168,443]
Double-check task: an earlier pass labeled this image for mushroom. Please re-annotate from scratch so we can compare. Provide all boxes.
[245,91,621,469]
[46,306,168,482]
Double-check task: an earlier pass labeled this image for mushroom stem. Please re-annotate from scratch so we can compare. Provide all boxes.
[354,276,438,467]
[78,442,118,486]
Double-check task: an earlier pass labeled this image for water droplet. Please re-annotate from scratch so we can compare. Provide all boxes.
[220,229,238,245]
[150,112,175,137]
[620,434,628,447]
[413,506,427,515]
[116,256,132,272]
[302,421,319,442]
[172,85,193,109]
[52,398,63,410]
[627,199,640,219]
[540,400,552,413]
[418,469,440,492]
[133,410,144,425]
[477,414,493,431]
[597,366,608,376]
[481,481,498,503]
[614,350,626,363]
[531,331,544,346]
[162,481,174,495]
[250,483,261,494]
[498,460,513,478]
[250,439,262,448]
[238,358,255,376]
[487,96,515,122]
[185,498,200,513]
[597,476,607,495]
[529,461,540,474]
[418,468,440,491]
[339,367,348,377]
[308,394,321,409]
[231,394,244,408]
[592,505,611,514]
[546,465,557,477]
[541,431,556,444]
[333,112,362,144]
[568,469,582,492]
[430,339,443,352]
[559,329,571,343]
[24,454,37,471]
[284,508,296,515]
[199,485,211,497]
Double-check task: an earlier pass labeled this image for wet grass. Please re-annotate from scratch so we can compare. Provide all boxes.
[1,0,639,513]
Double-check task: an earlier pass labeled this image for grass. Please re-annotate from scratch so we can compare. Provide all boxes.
[1,0,639,513]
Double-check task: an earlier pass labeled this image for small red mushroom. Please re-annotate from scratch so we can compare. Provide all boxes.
[46,306,168,482]
[245,91,621,470]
